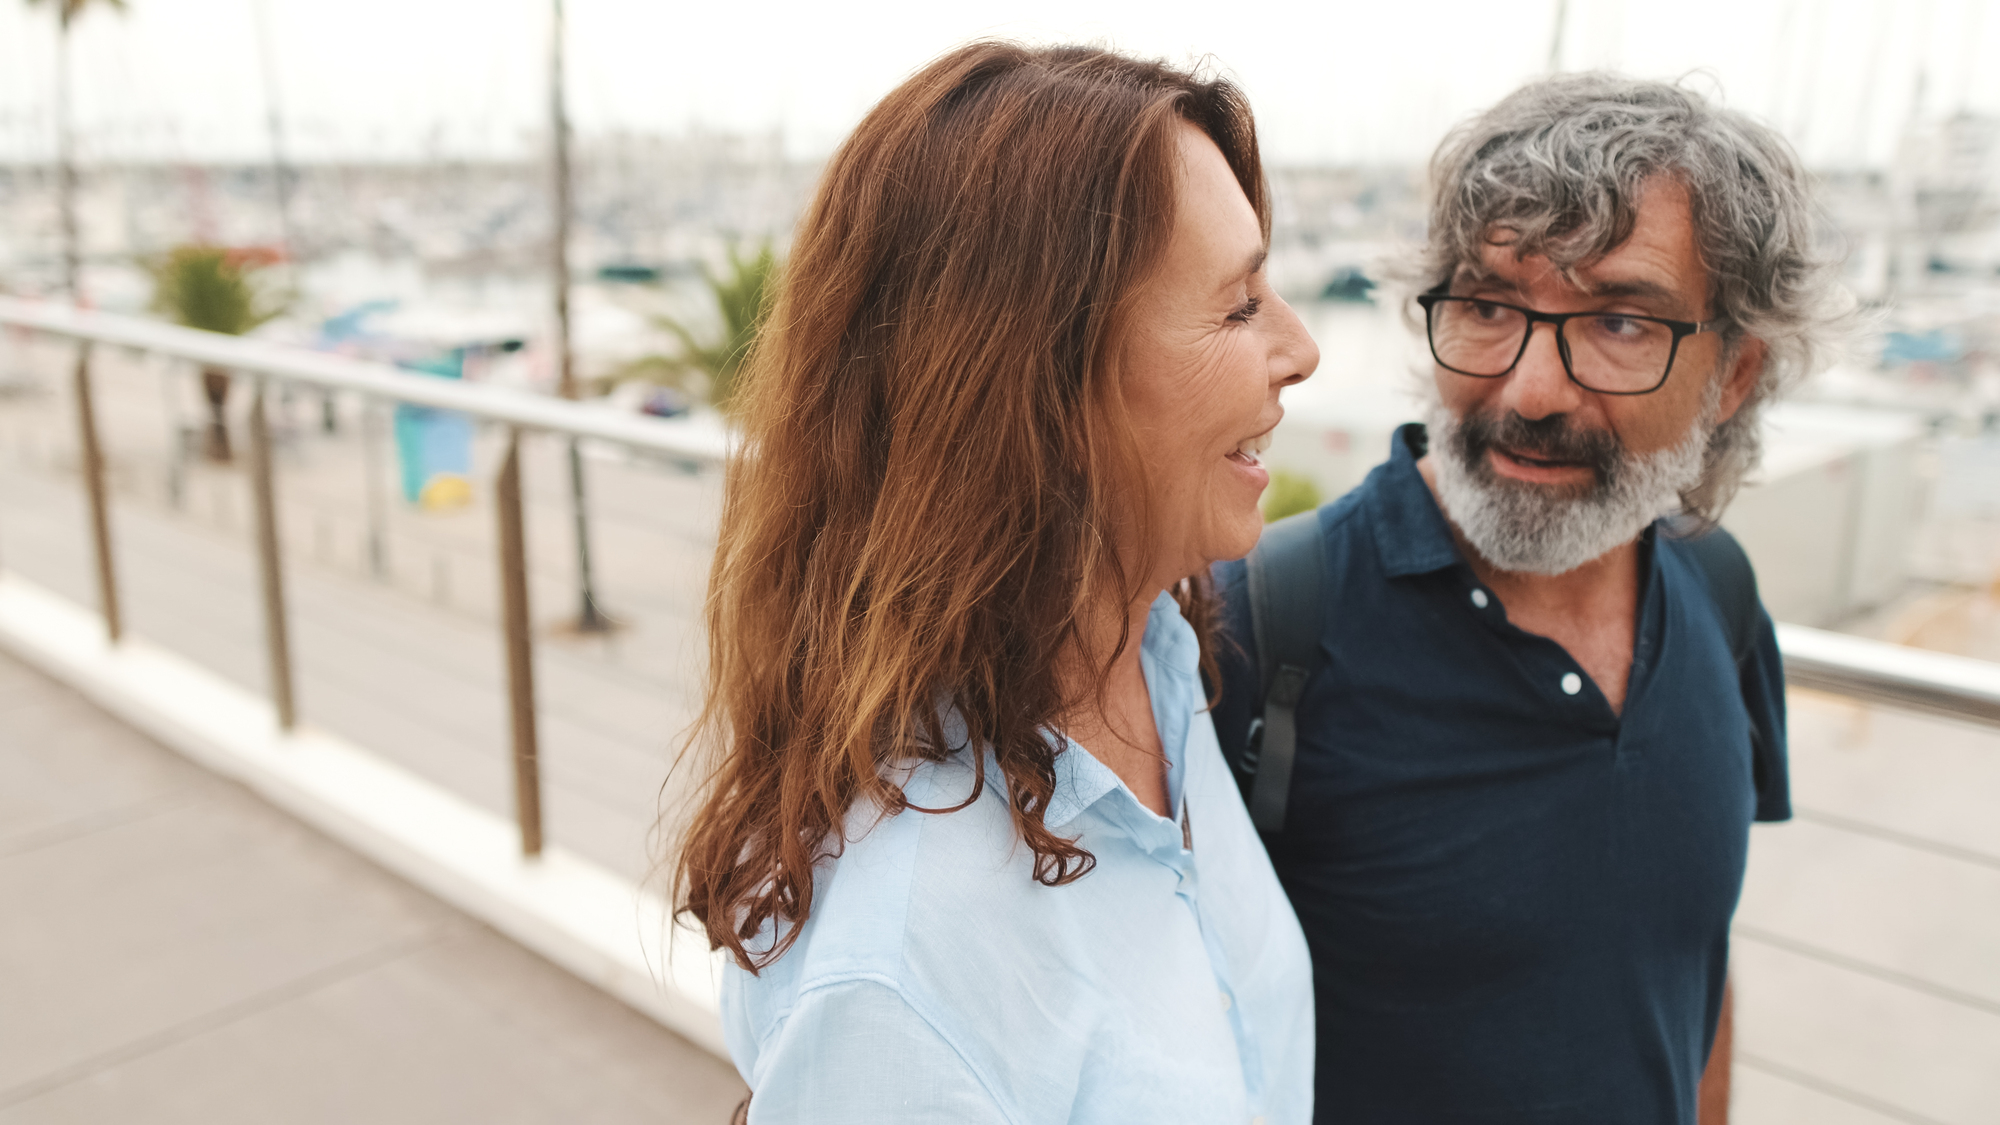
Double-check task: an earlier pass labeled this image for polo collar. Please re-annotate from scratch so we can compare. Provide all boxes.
[1369,422,1466,578]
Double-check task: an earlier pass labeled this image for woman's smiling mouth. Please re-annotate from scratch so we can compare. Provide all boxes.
[1227,429,1273,467]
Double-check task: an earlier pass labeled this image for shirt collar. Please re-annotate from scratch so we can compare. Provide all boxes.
[1043,591,1197,830]
[1369,422,1465,578]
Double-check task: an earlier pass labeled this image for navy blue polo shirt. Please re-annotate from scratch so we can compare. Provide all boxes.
[1212,424,1789,1125]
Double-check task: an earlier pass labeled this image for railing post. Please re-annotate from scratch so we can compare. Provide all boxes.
[247,377,297,730]
[71,342,121,643]
[361,399,388,579]
[495,427,543,857]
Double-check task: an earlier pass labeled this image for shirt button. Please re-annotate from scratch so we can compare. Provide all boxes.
[1470,588,1489,609]
[1219,991,1232,1012]
[1251,1118,1266,1125]
[1561,672,1582,695]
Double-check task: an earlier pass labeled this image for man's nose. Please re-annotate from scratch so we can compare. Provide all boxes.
[1500,321,1585,420]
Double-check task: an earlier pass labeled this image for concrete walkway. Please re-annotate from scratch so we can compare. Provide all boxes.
[0,647,746,1124]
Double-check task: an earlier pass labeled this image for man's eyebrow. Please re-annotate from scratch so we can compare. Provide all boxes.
[1453,267,1691,315]
[1583,278,1687,311]
[1451,265,1516,292]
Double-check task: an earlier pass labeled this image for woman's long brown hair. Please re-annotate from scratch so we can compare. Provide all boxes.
[672,42,1267,972]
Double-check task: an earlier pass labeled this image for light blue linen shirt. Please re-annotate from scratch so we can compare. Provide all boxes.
[722,592,1315,1124]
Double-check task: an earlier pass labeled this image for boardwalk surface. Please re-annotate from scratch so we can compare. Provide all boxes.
[2,343,1998,1123]
[0,646,747,1124]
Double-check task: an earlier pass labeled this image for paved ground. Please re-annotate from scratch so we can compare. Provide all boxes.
[0,646,748,1124]
[1731,692,2000,1124]
[2,342,1998,1123]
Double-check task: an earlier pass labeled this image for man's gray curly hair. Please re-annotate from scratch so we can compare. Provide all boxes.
[1416,72,1850,524]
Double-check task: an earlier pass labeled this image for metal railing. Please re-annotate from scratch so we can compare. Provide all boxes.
[2,296,1996,863]
[0,295,726,859]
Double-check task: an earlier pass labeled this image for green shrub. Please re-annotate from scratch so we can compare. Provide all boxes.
[145,244,283,336]
[1262,468,1322,523]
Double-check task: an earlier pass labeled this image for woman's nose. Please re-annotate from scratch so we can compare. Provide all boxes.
[1275,300,1319,387]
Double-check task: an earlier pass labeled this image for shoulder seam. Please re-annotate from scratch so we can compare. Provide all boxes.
[793,973,1027,1125]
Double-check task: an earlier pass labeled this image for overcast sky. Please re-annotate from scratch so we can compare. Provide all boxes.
[0,0,1995,167]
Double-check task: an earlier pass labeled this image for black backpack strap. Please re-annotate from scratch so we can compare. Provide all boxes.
[1242,509,1326,833]
[1677,524,1758,669]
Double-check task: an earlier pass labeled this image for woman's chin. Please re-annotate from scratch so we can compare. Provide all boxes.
[1206,509,1268,566]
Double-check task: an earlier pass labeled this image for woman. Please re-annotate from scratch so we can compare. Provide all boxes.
[673,42,1320,1123]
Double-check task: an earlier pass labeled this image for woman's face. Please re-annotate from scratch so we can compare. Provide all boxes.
[1121,123,1319,589]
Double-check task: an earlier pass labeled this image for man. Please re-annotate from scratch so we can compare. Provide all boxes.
[1214,75,1845,1124]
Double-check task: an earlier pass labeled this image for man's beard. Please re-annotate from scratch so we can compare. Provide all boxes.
[1426,390,1719,577]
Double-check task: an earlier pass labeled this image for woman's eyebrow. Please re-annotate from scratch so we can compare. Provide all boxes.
[1213,249,1270,300]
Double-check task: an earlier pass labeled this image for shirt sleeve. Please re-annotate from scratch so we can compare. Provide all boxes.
[1743,603,1792,822]
[747,978,1013,1125]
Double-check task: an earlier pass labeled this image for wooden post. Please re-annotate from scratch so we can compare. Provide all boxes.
[71,344,120,643]
[496,428,543,856]
[247,378,296,730]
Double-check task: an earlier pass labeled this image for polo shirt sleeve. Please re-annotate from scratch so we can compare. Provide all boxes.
[1207,557,1263,806]
[746,979,1013,1125]
[1743,603,1791,823]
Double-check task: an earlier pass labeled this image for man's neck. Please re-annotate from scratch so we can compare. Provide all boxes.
[1416,454,1644,714]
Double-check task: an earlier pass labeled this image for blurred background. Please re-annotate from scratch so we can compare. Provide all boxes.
[0,2,1996,1123]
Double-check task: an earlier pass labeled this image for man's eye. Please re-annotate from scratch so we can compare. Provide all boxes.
[1471,300,1505,321]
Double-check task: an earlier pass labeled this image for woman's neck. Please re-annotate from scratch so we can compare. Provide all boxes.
[1059,587,1172,817]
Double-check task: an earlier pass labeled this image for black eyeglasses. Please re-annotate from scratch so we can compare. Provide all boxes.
[1415,290,1725,396]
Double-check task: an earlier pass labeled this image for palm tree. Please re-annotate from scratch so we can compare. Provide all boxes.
[29,0,127,643]
[650,242,779,413]
[28,0,127,300]
[146,244,285,461]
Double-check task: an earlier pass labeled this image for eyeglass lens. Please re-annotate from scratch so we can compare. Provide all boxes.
[1429,298,1673,393]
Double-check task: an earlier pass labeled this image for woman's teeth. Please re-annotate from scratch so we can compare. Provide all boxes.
[1231,431,1272,465]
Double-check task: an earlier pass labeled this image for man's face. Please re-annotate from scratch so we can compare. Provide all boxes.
[1426,176,1764,575]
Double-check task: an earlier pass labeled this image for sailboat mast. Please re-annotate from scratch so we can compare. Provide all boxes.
[550,0,575,401]
[251,0,298,266]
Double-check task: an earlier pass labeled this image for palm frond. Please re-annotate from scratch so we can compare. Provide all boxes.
[27,0,128,27]
[650,241,779,413]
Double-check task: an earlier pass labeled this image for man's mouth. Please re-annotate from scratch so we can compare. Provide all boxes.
[1227,430,1273,467]
[1493,445,1590,472]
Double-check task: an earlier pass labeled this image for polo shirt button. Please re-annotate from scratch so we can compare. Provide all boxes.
[1219,991,1232,1012]
[1470,588,1489,609]
[1561,672,1582,695]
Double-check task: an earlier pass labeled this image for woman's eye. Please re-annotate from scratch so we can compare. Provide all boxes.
[1228,297,1262,323]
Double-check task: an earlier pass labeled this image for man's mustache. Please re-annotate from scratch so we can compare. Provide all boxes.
[1450,410,1622,485]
